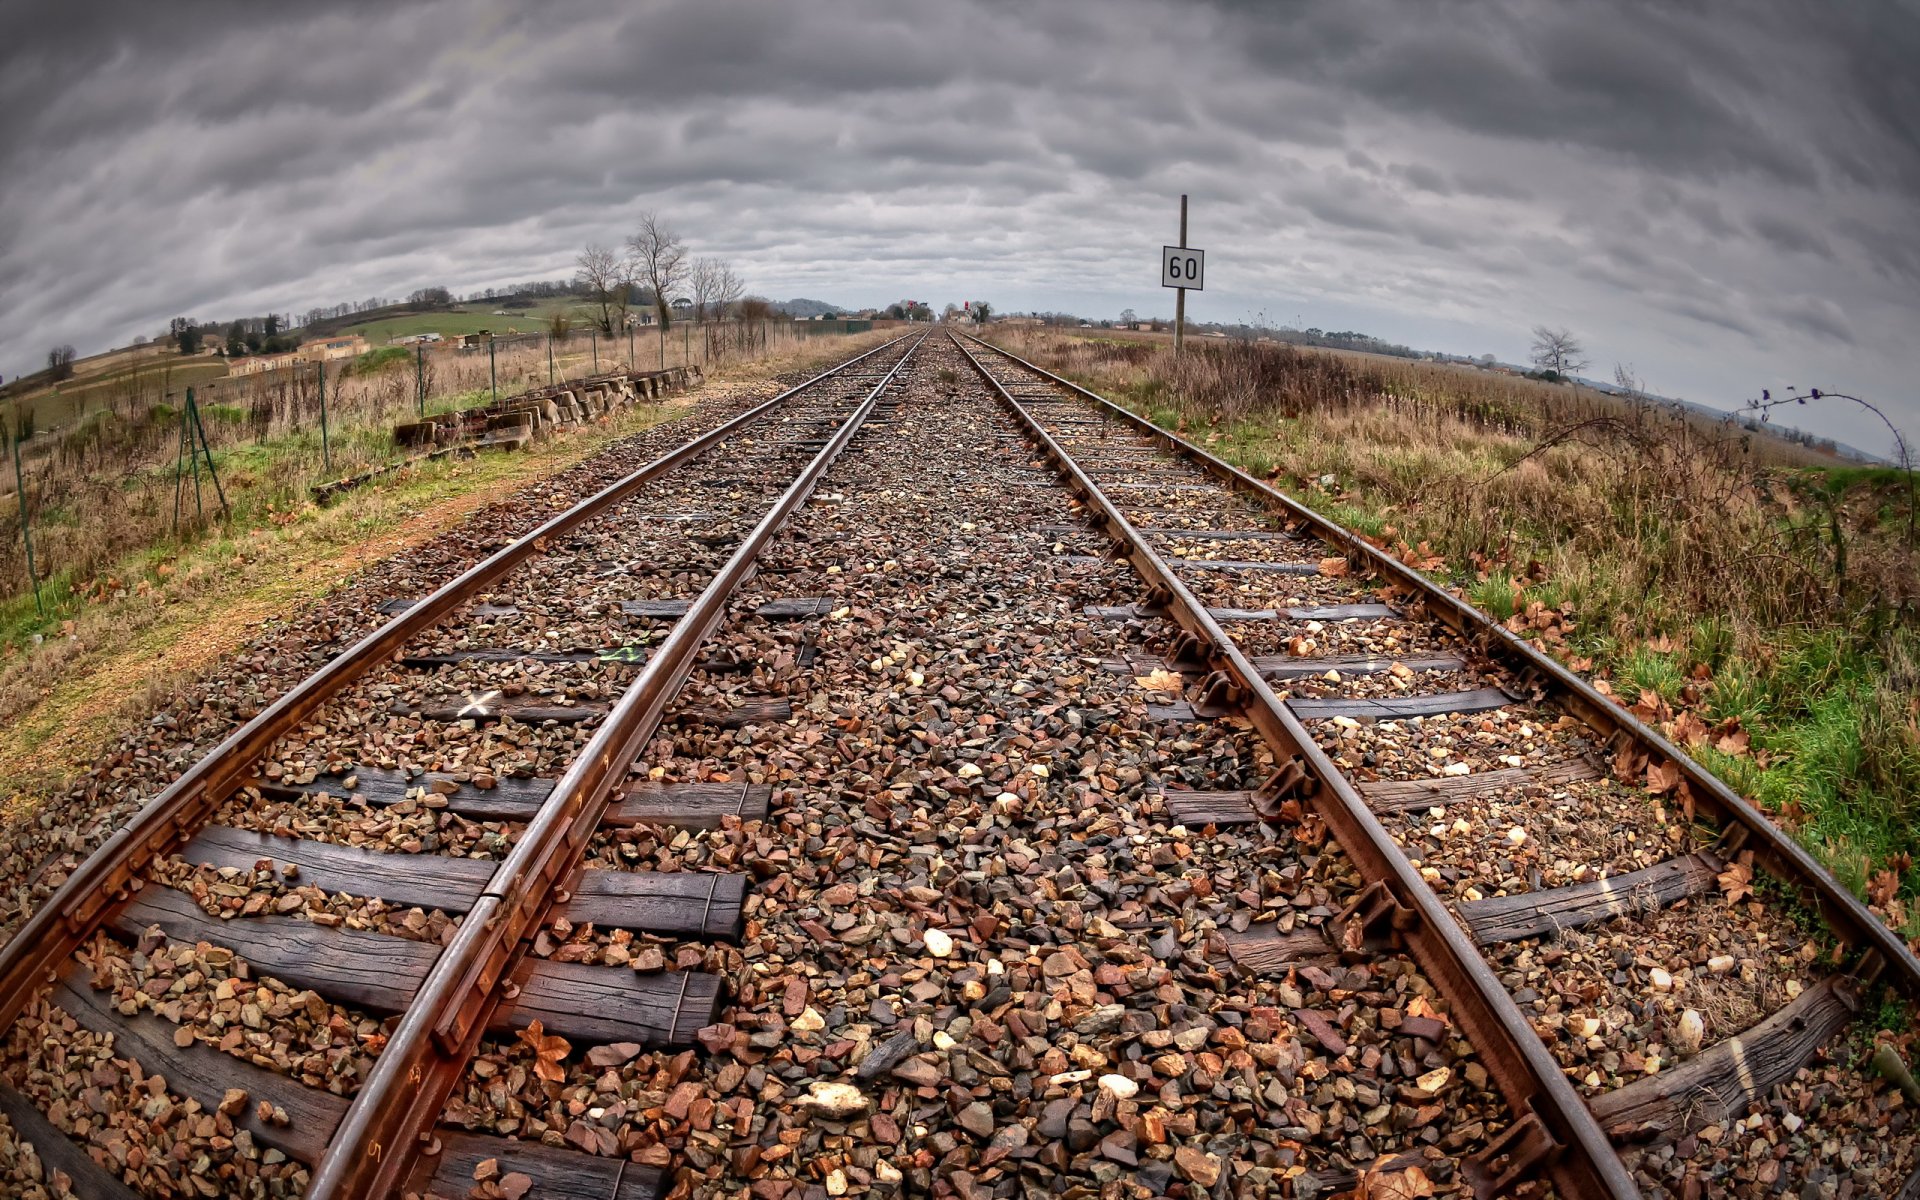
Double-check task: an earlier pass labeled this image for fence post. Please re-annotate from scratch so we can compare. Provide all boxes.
[628,323,634,368]
[488,336,497,402]
[659,323,666,371]
[683,322,688,367]
[9,420,43,617]
[317,363,331,471]
[547,336,554,386]
[591,330,599,374]
[186,388,229,517]
[416,344,425,417]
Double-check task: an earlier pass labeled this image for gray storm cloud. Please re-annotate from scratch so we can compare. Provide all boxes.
[1,0,1914,454]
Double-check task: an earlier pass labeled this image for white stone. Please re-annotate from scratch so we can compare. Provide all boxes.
[1097,1073,1139,1100]
[1674,1009,1706,1055]
[924,928,954,957]
[798,1081,868,1118]
[1649,967,1674,992]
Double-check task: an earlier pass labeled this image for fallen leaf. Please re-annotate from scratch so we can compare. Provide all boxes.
[1645,759,1682,795]
[517,1018,571,1083]
[1135,669,1185,692]
[1718,853,1754,906]
[1361,1162,1436,1199]
[1318,556,1350,577]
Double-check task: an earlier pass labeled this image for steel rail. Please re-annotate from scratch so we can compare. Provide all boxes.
[0,332,914,1036]
[961,332,1920,1000]
[952,332,1637,1200]
[308,329,929,1200]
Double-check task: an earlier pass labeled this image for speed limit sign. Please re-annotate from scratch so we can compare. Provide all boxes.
[1161,245,1205,290]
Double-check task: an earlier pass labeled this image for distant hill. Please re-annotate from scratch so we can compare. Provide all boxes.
[777,298,846,318]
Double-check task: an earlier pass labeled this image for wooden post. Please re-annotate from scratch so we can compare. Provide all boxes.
[547,336,554,386]
[1174,193,1188,356]
[416,344,426,416]
[488,337,498,401]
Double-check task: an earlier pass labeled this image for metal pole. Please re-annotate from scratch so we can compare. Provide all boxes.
[317,363,331,471]
[172,394,188,532]
[188,389,229,517]
[1175,193,1188,356]
[488,337,497,401]
[9,421,43,617]
[188,393,205,520]
[416,344,426,416]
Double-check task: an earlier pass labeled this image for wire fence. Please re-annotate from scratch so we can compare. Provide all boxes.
[0,318,857,610]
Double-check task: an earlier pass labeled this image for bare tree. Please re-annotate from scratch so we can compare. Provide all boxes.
[971,301,994,324]
[712,262,744,319]
[1529,326,1588,376]
[628,213,688,331]
[689,257,743,322]
[1119,308,1138,330]
[46,345,77,381]
[575,243,635,335]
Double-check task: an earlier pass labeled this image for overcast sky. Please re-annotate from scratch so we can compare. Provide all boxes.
[2,0,1915,455]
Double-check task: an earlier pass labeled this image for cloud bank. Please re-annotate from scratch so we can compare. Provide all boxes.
[2,0,1915,452]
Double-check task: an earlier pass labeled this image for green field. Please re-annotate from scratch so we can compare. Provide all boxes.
[341,300,604,345]
[2,357,228,434]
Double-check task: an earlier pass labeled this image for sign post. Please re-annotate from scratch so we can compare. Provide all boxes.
[1161,194,1205,355]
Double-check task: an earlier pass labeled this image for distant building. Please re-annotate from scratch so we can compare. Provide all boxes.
[299,334,369,363]
[228,352,302,378]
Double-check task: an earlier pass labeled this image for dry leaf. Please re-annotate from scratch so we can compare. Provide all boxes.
[1318,556,1350,577]
[1714,727,1750,757]
[1717,853,1754,905]
[1134,669,1185,692]
[1671,711,1709,747]
[517,1018,571,1083]
[1645,759,1682,795]
[1361,1162,1436,1199]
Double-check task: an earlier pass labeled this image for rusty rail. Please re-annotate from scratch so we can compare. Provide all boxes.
[305,329,929,1199]
[0,333,913,1034]
[951,331,1639,1200]
[961,331,1920,1002]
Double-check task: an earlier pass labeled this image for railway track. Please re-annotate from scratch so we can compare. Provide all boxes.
[953,330,1920,1199]
[0,331,926,1199]
[0,326,1911,1200]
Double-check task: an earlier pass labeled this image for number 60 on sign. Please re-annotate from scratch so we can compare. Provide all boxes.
[1161,246,1205,290]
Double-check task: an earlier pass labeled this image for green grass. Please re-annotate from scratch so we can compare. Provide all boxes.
[340,300,598,345]
[2,359,228,436]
